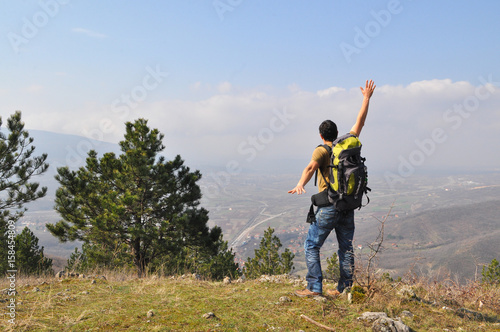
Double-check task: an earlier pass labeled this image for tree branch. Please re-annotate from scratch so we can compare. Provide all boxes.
[300,314,336,331]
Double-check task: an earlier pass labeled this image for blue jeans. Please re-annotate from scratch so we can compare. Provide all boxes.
[304,205,355,293]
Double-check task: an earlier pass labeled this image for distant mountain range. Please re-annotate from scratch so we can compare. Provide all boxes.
[30,129,121,176]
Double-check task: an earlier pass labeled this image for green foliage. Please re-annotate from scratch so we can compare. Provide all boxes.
[66,242,133,273]
[186,235,240,280]
[66,247,86,272]
[151,233,240,280]
[350,285,367,303]
[380,272,393,282]
[0,111,49,274]
[325,252,340,282]
[15,227,53,276]
[48,119,238,279]
[482,258,500,285]
[207,239,241,280]
[244,227,295,279]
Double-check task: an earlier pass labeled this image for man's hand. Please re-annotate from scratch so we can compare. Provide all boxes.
[288,184,306,195]
[360,79,376,99]
[288,160,319,195]
[351,79,376,137]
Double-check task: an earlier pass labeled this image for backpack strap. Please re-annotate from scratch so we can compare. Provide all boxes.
[314,144,332,186]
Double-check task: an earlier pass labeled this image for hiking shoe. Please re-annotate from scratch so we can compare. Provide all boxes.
[294,289,321,297]
[326,289,341,298]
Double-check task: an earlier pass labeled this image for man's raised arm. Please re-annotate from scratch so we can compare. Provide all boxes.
[350,80,376,137]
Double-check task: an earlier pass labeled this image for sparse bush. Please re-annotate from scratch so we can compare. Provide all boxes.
[354,204,393,298]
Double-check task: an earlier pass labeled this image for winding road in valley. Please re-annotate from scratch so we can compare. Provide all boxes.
[229,201,287,248]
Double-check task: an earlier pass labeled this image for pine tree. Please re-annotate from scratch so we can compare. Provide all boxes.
[15,227,53,276]
[47,119,238,278]
[201,236,240,280]
[0,111,49,274]
[325,252,340,282]
[244,227,295,279]
[66,247,87,272]
[482,258,500,285]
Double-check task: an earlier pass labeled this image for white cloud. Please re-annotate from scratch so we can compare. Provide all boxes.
[217,82,232,94]
[287,83,301,93]
[26,85,44,93]
[190,81,203,91]
[18,79,500,176]
[316,86,346,97]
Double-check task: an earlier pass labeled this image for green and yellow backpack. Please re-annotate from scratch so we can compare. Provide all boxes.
[317,133,371,211]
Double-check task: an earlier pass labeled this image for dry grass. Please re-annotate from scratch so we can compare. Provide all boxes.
[1,272,499,331]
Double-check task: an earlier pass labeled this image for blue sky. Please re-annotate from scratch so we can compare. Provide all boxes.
[4,1,499,90]
[1,1,500,187]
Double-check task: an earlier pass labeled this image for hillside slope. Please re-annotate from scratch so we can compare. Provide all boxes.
[357,199,500,282]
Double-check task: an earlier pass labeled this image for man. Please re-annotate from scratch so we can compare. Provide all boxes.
[288,80,376,297]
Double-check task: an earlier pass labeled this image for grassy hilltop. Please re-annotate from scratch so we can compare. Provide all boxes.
[2,272,499,331]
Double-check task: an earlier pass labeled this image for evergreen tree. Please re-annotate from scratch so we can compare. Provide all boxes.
[482,258,500,285]
[15,227,53,275]
[0,111,48,274]
[325,252,340,282]
[196,236,240,280]
[244,227,295,279]
[66,247,87,272]
[48,119,237,278]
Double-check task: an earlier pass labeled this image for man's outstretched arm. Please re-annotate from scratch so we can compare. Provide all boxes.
[288,159,320,195]
[350,79,376,137]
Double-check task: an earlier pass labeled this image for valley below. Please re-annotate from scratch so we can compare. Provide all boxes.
[22,169,500,283]
[15,131,500,282]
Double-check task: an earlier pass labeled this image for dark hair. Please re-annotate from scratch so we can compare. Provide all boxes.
[319,120,338,142]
